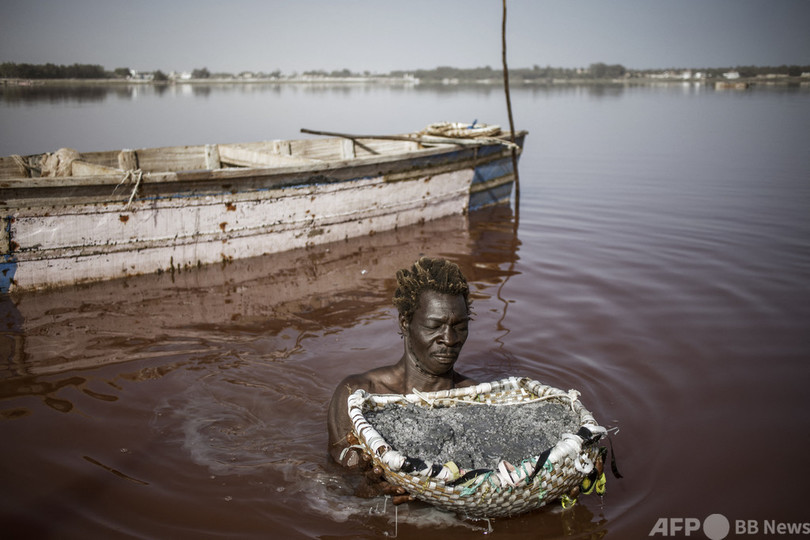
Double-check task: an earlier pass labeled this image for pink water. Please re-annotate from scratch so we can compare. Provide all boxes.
[2,83,809,538]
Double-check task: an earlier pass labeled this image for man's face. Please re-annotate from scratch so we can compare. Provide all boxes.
[403,289,469,376]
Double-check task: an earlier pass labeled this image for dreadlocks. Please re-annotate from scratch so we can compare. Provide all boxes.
[393,256,470,323]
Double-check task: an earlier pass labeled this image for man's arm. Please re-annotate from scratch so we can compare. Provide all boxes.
[327,375,364,466]
[326,375,412,503]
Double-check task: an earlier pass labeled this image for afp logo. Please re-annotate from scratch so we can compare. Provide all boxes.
[649,514,730,539]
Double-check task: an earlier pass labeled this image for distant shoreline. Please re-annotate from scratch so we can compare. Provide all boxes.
[3,76,809,88]
[0,76,416,86]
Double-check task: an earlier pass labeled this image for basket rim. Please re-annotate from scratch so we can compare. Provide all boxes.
[347,376,605,494]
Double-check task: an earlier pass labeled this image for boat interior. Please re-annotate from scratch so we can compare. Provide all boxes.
[0,137,424,179]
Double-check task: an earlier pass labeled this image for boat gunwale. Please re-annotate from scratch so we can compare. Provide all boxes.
[1,134,526,210]
[0,132,527,189]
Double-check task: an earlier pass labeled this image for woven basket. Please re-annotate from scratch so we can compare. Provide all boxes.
[348,376,606,518]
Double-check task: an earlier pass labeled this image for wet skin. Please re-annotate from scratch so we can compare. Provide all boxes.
[326,289,476,499]
[405,289,469,379]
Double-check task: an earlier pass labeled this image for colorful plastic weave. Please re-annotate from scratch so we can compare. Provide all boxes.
[347,376,606,518]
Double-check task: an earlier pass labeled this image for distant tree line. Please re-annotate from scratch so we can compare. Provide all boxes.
[390,63,627,82]
[3,61,808,82]
[0,62,117,79]
[301,68,372,78]
[393,63,809,82]
[391,65,502,81]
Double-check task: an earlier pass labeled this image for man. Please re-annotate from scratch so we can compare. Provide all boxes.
[326,257,477,498]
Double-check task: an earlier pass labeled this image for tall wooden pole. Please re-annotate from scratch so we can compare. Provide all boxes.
[502,0,520,212]
[494,0,521,342]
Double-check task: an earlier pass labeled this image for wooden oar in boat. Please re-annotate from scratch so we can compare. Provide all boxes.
[300,128,521,151]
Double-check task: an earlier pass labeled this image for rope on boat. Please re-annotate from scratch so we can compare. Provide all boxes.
[422,121,502,139]
[10,154,34,177]
[113,169,143,209]
[419,121,521,151]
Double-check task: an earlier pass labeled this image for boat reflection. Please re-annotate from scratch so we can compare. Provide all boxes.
[2,204,519,379]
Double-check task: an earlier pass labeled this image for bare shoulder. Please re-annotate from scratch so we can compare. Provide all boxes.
[327,364,404,464]
[334,367,391,395]
[334,372,372,395]
[328,372,371,418]
[342,364,406,395]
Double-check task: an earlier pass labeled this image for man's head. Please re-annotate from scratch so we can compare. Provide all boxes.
[393,257,471,377]
[392,256,470,323]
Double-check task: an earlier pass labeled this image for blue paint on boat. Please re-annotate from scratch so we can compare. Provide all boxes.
[471,156,514,186]
[468,151,521,210]
[0,259,16,295]
[469,181,513,210]
[1,217,16,294]
[468,134,525,209]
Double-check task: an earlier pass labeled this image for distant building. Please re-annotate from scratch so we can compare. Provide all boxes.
[128,69,154,81]
[723,71,741,80]
[168,71,193,81]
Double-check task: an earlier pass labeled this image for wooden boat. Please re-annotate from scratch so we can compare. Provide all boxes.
[0,125,526,293]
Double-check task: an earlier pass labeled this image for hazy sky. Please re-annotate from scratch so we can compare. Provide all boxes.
[2,0,809,74]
